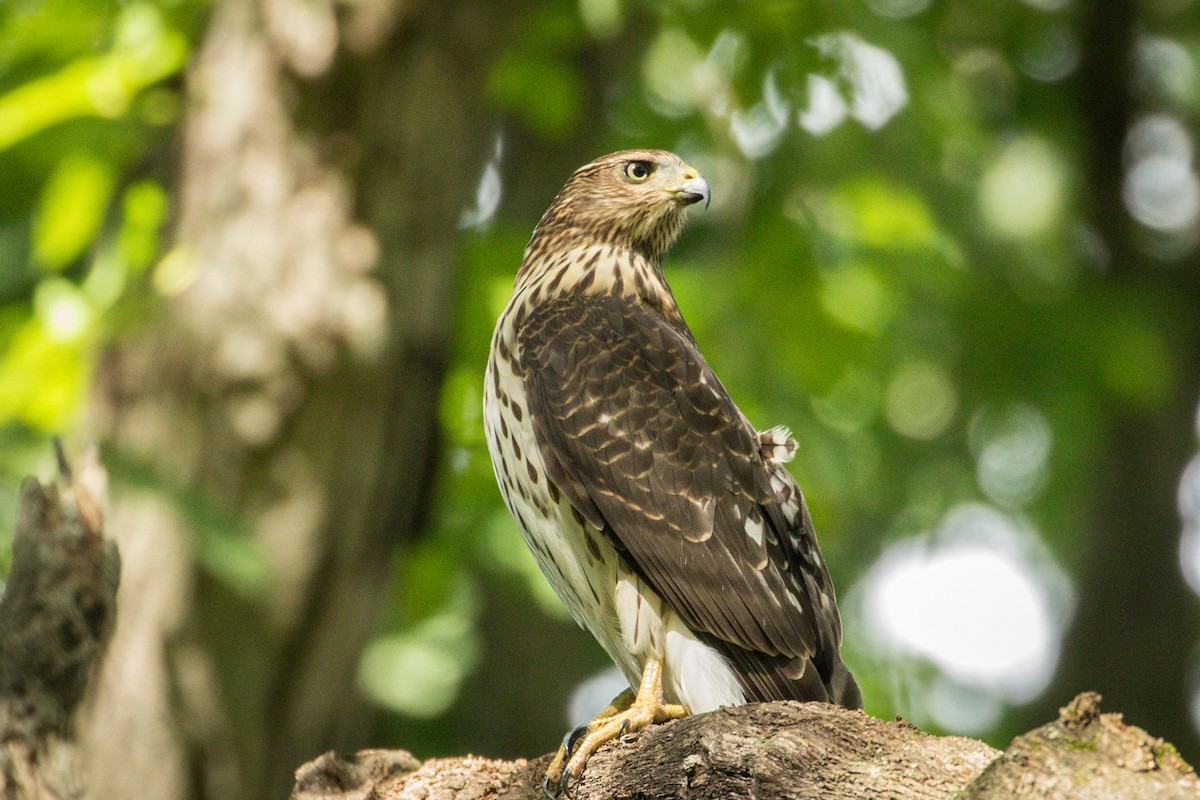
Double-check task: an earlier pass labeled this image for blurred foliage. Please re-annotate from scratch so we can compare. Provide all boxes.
[3,0,1200,770]
[0,0,194,553]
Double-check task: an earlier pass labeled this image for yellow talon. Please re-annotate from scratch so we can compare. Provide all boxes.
[544,658,687,796]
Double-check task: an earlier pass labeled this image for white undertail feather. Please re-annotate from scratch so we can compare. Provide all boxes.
[665,622,747,713]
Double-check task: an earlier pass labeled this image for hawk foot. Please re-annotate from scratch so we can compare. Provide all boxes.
[543,659,685,797]
[543,688,633,798]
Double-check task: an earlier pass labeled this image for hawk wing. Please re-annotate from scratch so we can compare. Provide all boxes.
[519,293,857,705]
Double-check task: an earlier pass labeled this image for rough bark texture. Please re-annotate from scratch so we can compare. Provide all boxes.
[0,449,118,800]
[961,693,1198,800]
[290,694,1198,800]
[81,2,524,799]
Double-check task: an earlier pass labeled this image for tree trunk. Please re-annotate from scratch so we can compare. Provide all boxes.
[1029,0,1200,759]
[82,2,522,798]
[291,693,1199,800]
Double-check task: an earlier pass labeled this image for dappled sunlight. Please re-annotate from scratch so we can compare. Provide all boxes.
[1181,516,1200,598]
[885,361,958,441]
[642,28,706,118]
[152,246,200,296]
[1018,24,1080,83]
[1186,403,1200,739]
[819,264,894,335]
[1190,656,1200,740]
[1123,114,1200,235]
[641,25,907,148]
[794,180,942,257]
[1179,403,1200,597]
[693,30,746,120]
[979,135,1067,239]
[797,74,847,136]
[866,0,932,19]
[1136,36,1198,108]
[0,317,87,430]
[807,33,908,133]
[578,0,622,39]
[969,404,1053,509]
[35,279,92,342]
[853,503,1073,729]
[730,71,789,159]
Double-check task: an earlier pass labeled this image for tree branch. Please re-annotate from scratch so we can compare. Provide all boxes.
[292,693,1198,800]
[0,448,119,799]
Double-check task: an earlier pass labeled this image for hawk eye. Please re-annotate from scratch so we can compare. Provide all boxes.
[623,161,653,182]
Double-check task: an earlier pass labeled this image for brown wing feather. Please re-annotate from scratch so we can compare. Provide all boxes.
[519,293,860,707]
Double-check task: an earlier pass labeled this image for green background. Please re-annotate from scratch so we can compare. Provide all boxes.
[2,0,1199,796]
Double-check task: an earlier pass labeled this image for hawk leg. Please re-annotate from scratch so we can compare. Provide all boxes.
[544,657,686,797]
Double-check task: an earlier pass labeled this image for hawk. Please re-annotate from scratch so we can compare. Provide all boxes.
[484,150,860,792]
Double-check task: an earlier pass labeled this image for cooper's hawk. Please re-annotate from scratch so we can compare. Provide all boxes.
[484,150,860,793]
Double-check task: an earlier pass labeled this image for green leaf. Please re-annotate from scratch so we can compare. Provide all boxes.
[0,4,187,151]
[0,316,87,430]
[118,179,168,272]
[32,152,116,270]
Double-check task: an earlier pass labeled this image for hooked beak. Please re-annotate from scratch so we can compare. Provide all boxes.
[675,175,711,209]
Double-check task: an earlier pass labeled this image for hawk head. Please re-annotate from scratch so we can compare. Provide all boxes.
[531,150,710,262]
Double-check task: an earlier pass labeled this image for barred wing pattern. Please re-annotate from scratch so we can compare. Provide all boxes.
[519,293,860,707]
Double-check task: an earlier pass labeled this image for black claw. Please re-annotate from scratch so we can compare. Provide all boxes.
[563,723,588,756]
[559,765,573,798]
[617,719,630,738]
[542,773,557,800]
